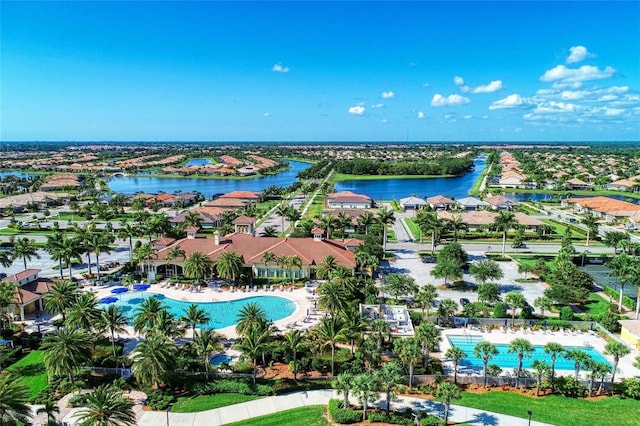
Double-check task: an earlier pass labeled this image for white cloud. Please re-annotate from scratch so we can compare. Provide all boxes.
[464,115,473,119]
[417,111,425,119]
[604,108,625,116]
[370,103,384,109]
[489,94,529,110]
[348,105,365,116]
[539,65,615,84]
[431,93,471,107]
[380,119,389,123]
[566,45,596,64]
[453,76,465,86]
[381,91,395,99]
[272,63,290,73]
[471,80,503,93]
[422,82,431,88]
[262,112,272,118]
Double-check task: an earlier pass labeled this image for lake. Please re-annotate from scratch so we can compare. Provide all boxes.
[334,156,486,200]
[107,160,310,198]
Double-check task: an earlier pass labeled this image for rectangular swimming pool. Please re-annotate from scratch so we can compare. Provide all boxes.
[447,335,612,370]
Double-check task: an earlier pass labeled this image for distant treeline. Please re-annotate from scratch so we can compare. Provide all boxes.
[333,156,473,176]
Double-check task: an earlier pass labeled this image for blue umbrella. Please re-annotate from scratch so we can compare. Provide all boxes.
[100,296,118,304]
[111,287,128,294]
[133,284,151,291]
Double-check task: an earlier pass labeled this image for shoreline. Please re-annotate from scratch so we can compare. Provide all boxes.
[331,172,459,182]
[489,187,640,201]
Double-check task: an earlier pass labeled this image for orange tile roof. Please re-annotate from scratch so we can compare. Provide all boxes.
[565,196,640,214]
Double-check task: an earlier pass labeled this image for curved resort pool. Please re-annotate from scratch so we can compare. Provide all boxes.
[112,292,296,330]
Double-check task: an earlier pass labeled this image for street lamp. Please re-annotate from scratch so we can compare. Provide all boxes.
[527,410,532,426]
[166,403,173,426]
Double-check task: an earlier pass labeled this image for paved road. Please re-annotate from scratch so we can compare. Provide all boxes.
[137,389,552,426]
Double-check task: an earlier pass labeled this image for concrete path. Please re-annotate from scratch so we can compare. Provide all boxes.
[137,389,552,426]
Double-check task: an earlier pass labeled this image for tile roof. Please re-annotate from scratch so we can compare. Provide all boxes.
[5,269,40,283]
[565,196,640,214]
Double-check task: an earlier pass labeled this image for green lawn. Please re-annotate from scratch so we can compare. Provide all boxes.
[7,350,48,399]
[404,217,421,241]
[577,293,612,317]
[171,393,263,413]
[224,406,329,426]
[457,391,639,426]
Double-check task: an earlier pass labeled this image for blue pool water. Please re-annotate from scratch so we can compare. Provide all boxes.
[112,292,296,330]
[210,353,234,365]
[447,335,612,370]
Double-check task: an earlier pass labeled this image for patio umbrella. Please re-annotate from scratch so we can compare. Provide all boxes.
[100,296,118,304]
[133,283,151,291]
[111,287,129,295]
[504,319,508,327]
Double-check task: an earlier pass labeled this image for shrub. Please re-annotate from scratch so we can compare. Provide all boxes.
[554,376,584,397]
[621,378,640,399]
[596,312,621,333]
[368,411,413,425]
[145,390,175,410]
[519,306,534,319]
[420,415,445,426]
[68,394,87,408]
[328,399,361,424]
[559,306,574,321]
[231,360,253,374]
[492,303,507,318]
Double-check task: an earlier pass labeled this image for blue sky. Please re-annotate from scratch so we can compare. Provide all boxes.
[2,1,639,142]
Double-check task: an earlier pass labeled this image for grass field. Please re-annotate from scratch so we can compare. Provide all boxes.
[171,393,262,413]
[404,217,421,241]
[224,406,329,426]
[456,391,640,426]
[7,350,48,399]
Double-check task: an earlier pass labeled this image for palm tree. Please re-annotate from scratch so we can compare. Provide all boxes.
[369,319,391,352]
[36,399,60,426]
[357,211,375,235]
[607,253,639,312]
[531,359,550,396]
[45,231,67,279]
[193,329,222,380]
[504,291,526,326]
[336,211,352,241]
[317,281,349,316]
[215,251,244,286]
[469,259,504,286]
[43,280,79,323]
[340,307,364,355]
[260,226,278,237]
[319,214,337,240]
[492,210,519,256]
[565,349,592,385]
[355,251,378,279]
[116,220,139,262]
[436,381,461,425]
[316,255,339,280]
[416,284,438,319]
[394,337,422,389]
[275,203,290,232]
[72,223,95,276]
[165,245,186,277]
[446,214,468,242]
[0,281,19,328]
[533,296,553,318]
[437,298,458,323]
[0,249,12,268]
[131,333,178,389]
[316,315,348,376]
[445,347,467,384]
[604,341,631,389]
[581,212,599,247]
[11,236,40,270]
[236,302,267,336]
[183,251,214,286]
[66,292,102,331]
[0,373,31,425]
[181,304,210,336]
[133,242,157,275]
[234,325,268,384]
[508,338,534,388]
[52,235,83,281]
[88,232,115,282]
[416,211,444,253]
[543,342,565,392]
[352,373,379,421]
[376,361,404,416]
[283,329,305,380]
[133,296,167,334]
[332,372,354,408]
[41,328,93,382]
[414,321,441,370]
[153,309,185,339]
[75,385,136,426]
[262,251,276,285]
[376,208,395,252]
[100,304,128,359]
[603,230,629,254]
[285,255,303,285]
[474,341,499,387]
[183,211,203,229]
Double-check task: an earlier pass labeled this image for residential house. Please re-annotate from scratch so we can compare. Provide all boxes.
[426,195,455,210]
[360,304,414,336]
[437,210,542,231]
[326,191,373,209]
[39,174,84,191]
[563,196,640,221]
[605,177,639,192]
[455,196,490,211]
[484,195,517,210]
[218,191,261,203]
[399,196,427,211]
[4,270,56,321]
[565,178,592,190]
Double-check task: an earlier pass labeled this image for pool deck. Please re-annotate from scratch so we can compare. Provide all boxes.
[440,328,640,379]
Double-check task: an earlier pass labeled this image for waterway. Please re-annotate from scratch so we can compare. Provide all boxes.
[334,156,486,201]
[106,160,310,199]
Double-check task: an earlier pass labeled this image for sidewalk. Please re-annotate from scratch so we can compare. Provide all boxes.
[137,389,552,426]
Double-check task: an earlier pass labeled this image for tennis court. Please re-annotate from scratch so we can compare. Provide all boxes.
[582,264,638,298]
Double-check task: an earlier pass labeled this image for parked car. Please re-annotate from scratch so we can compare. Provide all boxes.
[459,298,471,307]
[421,256,436,263]
[511,242,527,248]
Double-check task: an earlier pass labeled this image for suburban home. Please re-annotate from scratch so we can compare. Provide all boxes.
[169,207,225,228]
[605,177,639,192]
[4,269,56,321]
[321,209,366,229]
[399,196,427,211]
[497,171,526,188]
[565,178,592,190]
[145,193,198,208]
[484,195,517,210]
[426,195,456,210]
[437,210,542,231]
[218,191,261,203]
[0,191,72,213]
[203,198,249,210]
[150,221,361,280]
[455,196,490,211]
[562,196,640,221]
[326,191,373,209]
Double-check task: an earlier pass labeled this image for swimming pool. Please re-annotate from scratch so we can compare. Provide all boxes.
[112,292,296,330]
[210,353,234,365]
[447,335,612,370]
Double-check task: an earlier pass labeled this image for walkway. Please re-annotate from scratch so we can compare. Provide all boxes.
[137,389,552,426]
